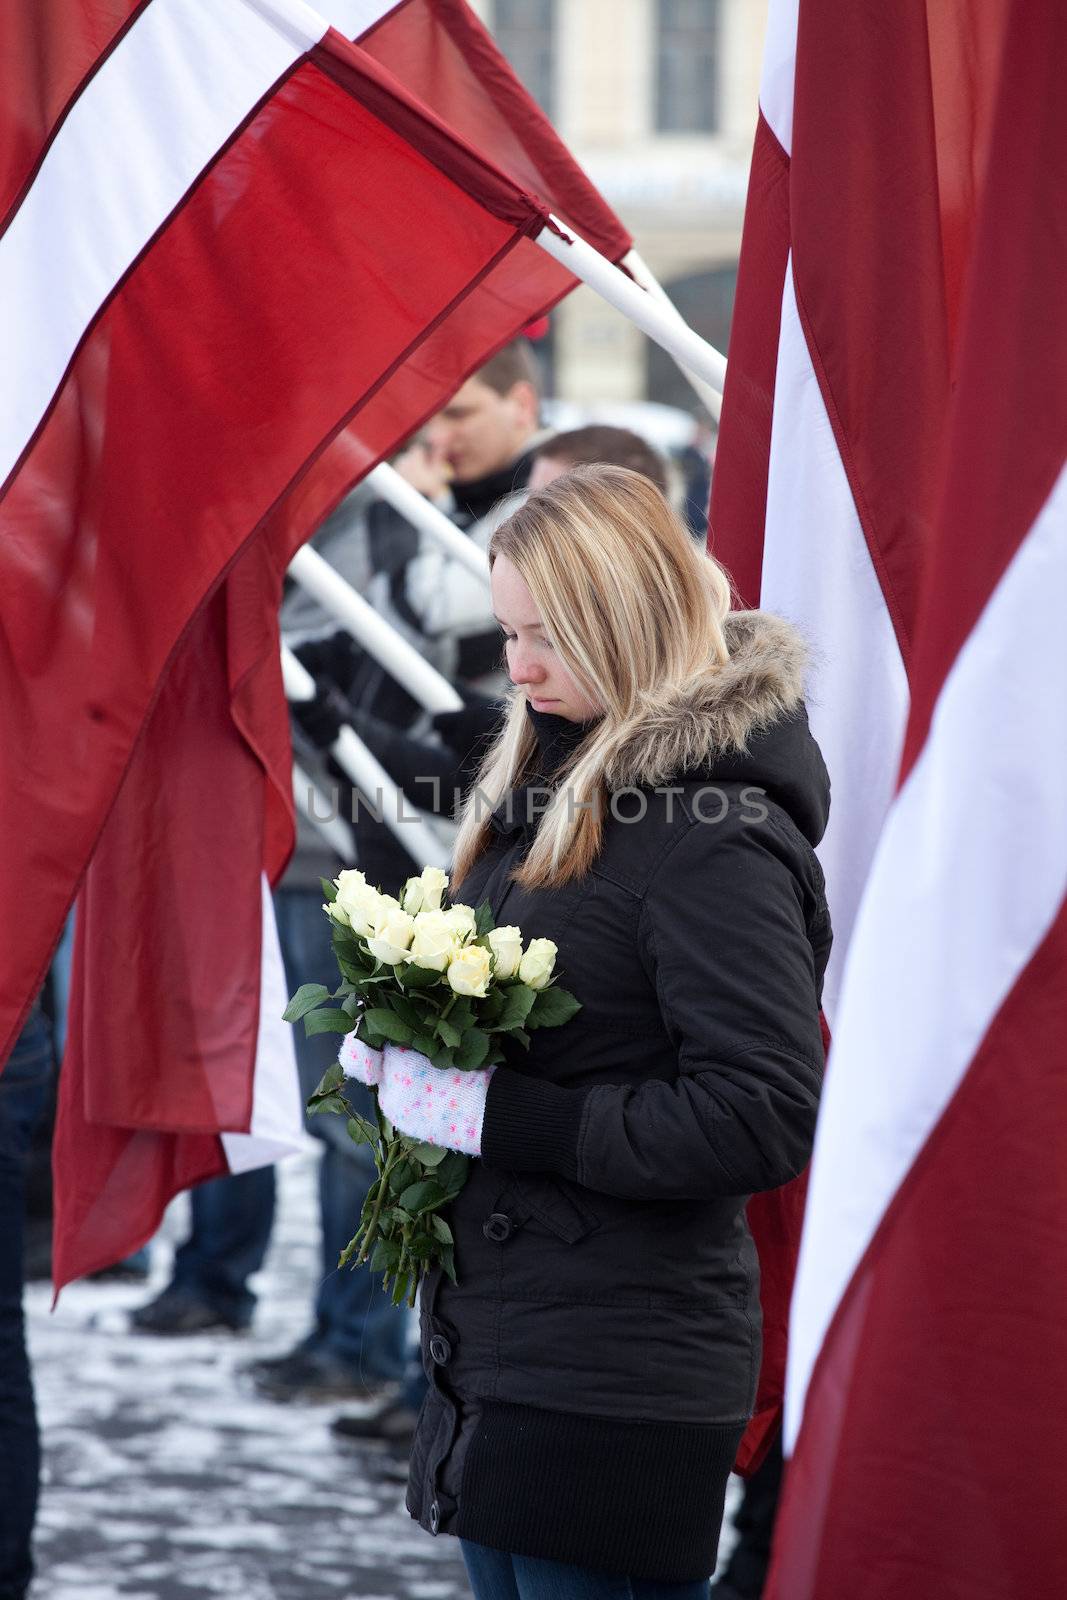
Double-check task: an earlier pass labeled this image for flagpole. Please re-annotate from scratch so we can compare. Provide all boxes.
[282,648,452,870]
[287,544,464,716]
[367,462,490,582]
[622,248,723,422]
[292,759,357,863]
[536,216,728,398]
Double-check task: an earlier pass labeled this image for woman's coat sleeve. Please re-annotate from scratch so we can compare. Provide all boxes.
[481,812,828,1201]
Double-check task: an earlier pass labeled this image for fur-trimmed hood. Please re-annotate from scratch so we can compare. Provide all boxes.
[605,609,830,846]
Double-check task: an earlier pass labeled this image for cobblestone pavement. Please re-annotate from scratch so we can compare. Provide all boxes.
[25,1151,739,1599]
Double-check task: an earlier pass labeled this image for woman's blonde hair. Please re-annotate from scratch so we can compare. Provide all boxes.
[450,464,734,891]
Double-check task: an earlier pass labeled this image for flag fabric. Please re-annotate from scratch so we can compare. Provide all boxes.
[265,0,633,552]
[707,0,1020,1481]
[712,1,1067,1591]
[0,0,628,1287]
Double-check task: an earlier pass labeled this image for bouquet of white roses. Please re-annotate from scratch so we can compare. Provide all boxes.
[284,865,580,1307]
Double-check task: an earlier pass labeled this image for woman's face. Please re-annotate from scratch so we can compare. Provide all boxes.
[491,555,601,722]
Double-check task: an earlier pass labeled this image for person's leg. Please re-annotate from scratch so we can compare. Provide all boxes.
[0,1002,54,1600]
[169,1165,276,1323]
[312,1133,406,1381]
[461,1542,522,1600]
[253,888,406,1392]
[511,1551,712,1600]
[709,1436,782,1599]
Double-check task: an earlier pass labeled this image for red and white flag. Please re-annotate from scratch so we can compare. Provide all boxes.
[716,0,1067,1589]
[0,0,629,1287]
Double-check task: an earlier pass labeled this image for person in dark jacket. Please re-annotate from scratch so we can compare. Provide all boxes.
[342,464,831,1597]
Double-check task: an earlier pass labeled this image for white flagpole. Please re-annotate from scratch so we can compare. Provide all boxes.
[622,248,723,422]
[287,543,463,716]
[292,759,356,863]
[536,216,727,399]
[367,461,490,582]
[282,648,451,870]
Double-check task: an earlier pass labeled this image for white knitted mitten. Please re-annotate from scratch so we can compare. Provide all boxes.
[376,1043,494,1157]
[338,1032,385,1087]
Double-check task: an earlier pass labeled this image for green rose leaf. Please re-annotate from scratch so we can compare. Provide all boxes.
[388,1160,420,1197]
[410,1142,447,1168]
[282,983,330,1023]
[398,1180,445,1214]
[447,998,475,1033]
[370,1238,402,1272]
[310,1062,345,1099]
[474,900,496,937]
[412,1034,439,1057]
[477,989,504,1024]
[390,996,428,1030]
[454,1028,490,1070]
[436,1151,469,1196]
[498,985,537,1032]
[399,963,444,990]
[307,1093,349,1118]
[430,1214,454,1244]
[304,1008,356,1037]
[436,1018,462,1048]
[527,985,583,1029]
[346,1115,377,1146]
[321,877,339,903]
[438,1244,458,1285]
[361,1008,415,1045]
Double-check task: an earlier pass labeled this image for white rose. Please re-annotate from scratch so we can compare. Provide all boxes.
[335,870,386,937]
[400,876,426,915]
[443,904,477,942]
[366,904,416,966]
[518,937,557,990]
[486,925,523,980]
[408,910,461,972]
[325,899,350,927]
[418,866,449,912]
[446,944,492,998]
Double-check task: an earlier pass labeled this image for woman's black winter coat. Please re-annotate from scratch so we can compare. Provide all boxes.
[406,612,832,1582]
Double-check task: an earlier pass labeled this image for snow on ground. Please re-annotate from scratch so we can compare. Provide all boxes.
[26,1152,470,1600]
[25,1150,739,1599]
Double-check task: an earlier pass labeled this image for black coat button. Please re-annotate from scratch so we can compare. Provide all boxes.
[429,1499,440,1534]
[483,1212,513,1242]
[428,1334,451,1366]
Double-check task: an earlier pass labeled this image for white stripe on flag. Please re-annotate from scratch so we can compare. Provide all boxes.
[319,0,398,35]
[222,874,305,1174]
[0,0,329,487]
[761,261,909,1019]
[759,0,799,154]
[785,459,1067,1447]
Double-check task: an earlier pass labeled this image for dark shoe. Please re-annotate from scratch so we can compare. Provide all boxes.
[331,1397,420,1447]
[129,1288,249,1336]
[91,1254,151,1284]
[247,1346,393,1403]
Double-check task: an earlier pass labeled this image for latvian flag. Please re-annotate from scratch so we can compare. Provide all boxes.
[0,0,629,1288]
[713,0,1067,1592]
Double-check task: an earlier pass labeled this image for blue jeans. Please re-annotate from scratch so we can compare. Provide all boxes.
[0,1002,54,1600]
[174,889,406,1379]
[461,1544,712,1600]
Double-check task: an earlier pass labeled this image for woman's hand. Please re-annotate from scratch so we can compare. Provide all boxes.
[378,1043,494,1158]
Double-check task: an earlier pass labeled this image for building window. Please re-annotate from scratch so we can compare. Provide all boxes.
[655,0,720,133]
[493,0,556,121]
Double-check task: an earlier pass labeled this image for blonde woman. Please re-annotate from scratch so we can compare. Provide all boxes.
[350,466,831,1598]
